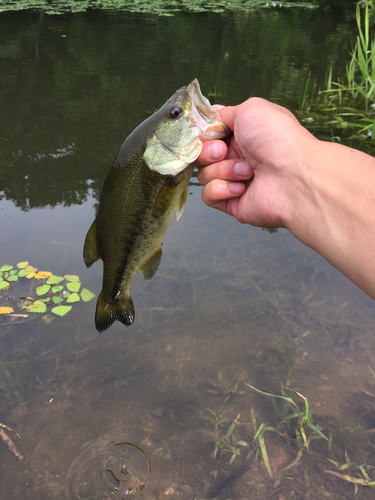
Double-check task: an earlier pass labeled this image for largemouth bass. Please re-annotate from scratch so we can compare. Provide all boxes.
[83,79,229,332]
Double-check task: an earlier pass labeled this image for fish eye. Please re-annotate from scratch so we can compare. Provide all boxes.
[169,106,182,119]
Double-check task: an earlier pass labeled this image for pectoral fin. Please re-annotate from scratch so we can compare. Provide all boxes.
[176,185,189,221]
[139,246,162,281]
[154,178,178,218]
[83,220,100,268]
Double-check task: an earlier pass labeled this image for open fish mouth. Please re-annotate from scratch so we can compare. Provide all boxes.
[188,78,230,139]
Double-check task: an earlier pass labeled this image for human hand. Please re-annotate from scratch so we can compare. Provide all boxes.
[197,98,318,230]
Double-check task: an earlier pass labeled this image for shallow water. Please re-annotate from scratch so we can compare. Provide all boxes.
[1,7,375,500]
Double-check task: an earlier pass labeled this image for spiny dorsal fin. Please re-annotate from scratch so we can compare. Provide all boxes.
[176,185,189,221]
[153,178,178,218]
[83,220,100,268]
[139,246,162,281]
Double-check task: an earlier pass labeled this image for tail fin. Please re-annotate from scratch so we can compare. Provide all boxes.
[95,291,135,333]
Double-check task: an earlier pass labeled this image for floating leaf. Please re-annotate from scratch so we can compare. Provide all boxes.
[52,296,63,304]
[64,274,79,282]
[81,288,95,302]
[29,301,47,313]
[18,269,30,277]
[67,281,81,293]
[42,314,55,324]
[36,284,51,296]
[34,271,53,280]
[7,275,18,282]
[46,275,64,285]
[25,265,38,273]
[9,270,18,275]
[0,265,13,272]
[0,281,10,290]
[51,305,72,317]
[26,272,36,279]
[66,292,80,303]
[0,307,14,314]
[17,261,28,269]
[51,285,64,293]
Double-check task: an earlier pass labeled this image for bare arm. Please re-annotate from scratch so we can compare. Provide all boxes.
[197,98,375,299]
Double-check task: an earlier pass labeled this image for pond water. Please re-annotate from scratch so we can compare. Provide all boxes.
[1,7,375,500]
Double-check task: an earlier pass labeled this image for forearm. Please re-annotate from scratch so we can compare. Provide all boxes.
[287,139,375,298]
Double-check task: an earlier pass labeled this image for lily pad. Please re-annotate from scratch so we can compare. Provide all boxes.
[0,281,10,290]
[66,292,80,303]
[34,271,53,280]
[52,296,63,304]
[0,265,13,272]
[18,269,30,277]
[51,305,72,317]
[7,275,18,282]
[67,281,81,293]
[36,284,51,296]
[64,274,80,282]
[29,301,47,313]
[17,261,29,269]
[0,307,14,314]
[81,288,95,302]
[46,275,64,285]
[51,285,64,293]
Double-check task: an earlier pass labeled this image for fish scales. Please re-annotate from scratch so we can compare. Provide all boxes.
[84,79,229,332]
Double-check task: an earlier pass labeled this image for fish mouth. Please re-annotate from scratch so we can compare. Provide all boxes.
[188,79,230,140]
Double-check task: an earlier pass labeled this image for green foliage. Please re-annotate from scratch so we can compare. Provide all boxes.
[0,261,95,320]
[298,1,375,142]
[312,0,356,11]
[0,0,317,14]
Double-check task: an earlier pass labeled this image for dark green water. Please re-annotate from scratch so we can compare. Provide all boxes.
[1,8,375,500]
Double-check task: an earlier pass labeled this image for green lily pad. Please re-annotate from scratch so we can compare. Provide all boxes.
[7,275,18,282]
[9,270,18,275]
[18,269,30,277]
[66,292,80,303]
[51,305,72,317]
[52,296,64,304]
[0,265,13,272]
[36,284,51,296]
[67,281,81,293]
[64,274,80,282]
[0,281,10,290]
[51,285,64,293]
[81,288,95,302]
[46,275,64,285]
[29,301,47,313]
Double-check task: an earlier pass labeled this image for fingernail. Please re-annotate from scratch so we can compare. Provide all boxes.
[233,161,251,177]
[229,182,245,194]
[206,142,225,161]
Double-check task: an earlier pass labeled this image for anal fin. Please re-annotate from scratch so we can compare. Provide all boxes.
[139,246,162,281]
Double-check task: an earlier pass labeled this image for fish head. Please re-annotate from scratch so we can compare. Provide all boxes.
[144,78,230,175]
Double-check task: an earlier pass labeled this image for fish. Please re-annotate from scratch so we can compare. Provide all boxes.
[83,78,229,333]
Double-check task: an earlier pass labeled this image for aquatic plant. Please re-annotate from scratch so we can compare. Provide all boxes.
[0,262,95,320]
[298,1,375,142]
